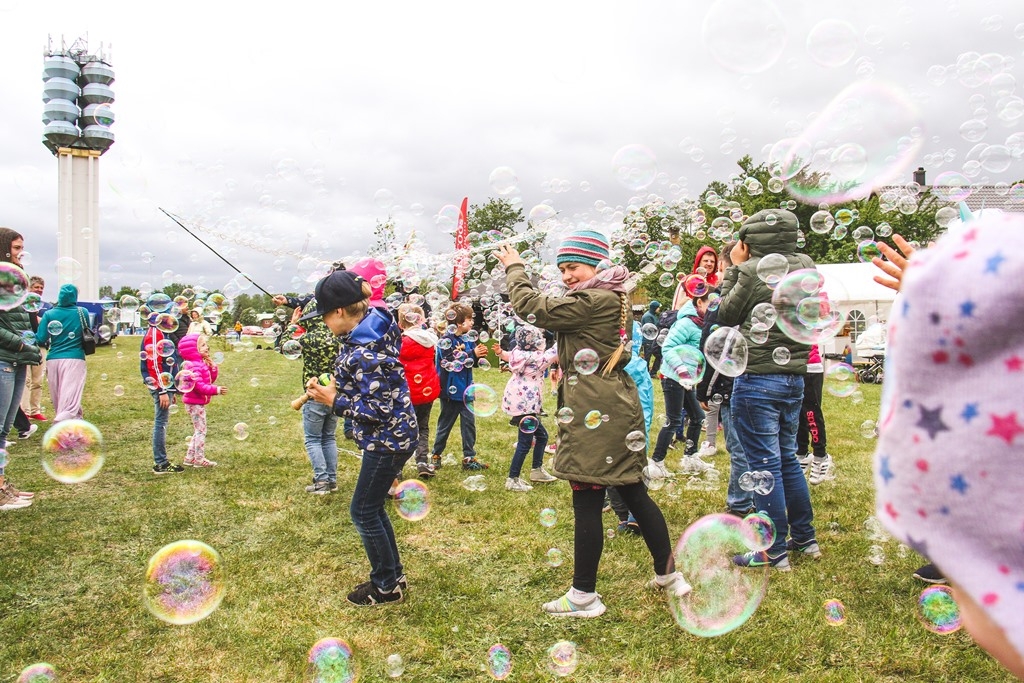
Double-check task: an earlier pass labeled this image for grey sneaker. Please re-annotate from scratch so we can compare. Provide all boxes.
[305,480,331,495]
[529,466,557,482]
[787,538,823,559]
[505,477,533,492]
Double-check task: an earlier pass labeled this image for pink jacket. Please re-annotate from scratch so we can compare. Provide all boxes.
[178,334,221,406]
[501,345,558,417]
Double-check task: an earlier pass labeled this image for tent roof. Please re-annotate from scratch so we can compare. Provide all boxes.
[816,263,897,304]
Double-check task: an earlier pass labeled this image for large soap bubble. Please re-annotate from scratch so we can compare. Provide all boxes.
[771,269,843,345]
[703,326,748,377]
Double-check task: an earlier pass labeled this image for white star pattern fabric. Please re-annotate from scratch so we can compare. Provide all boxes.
[873,211,1024,657]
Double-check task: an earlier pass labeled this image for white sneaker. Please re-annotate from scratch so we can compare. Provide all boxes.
[809,454,835,485]
[647,571,693,597]
[529,467,557,483]
[505,477,533,492]
[696,441,717,458]
[18,424,38,439]
[797,454,812,478]
[647,458,673,479]
[542,589,606,618]
[0,484,32,510]
[678,455,713,474]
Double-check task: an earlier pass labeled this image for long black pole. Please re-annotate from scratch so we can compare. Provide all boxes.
[159,208,274,297]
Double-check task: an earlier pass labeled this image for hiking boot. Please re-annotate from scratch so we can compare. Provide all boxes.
[0,484,31,510]
[347,581,404,606]
[462,457,489,471]
[542,589,606,618]
[913,563,947,584]
[732,550,791,571]
[153,462,186,474]
[529,466,557,482]
[647,571,693,597]
[787,538,823,559]
[416,462,436,479]
[809,454,835,485]
[305,480,331,495]
[505,477,533,492]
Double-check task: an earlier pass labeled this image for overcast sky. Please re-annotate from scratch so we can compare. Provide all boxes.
[1,0,1021,298]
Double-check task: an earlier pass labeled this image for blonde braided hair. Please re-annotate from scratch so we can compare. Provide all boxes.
[600,292,630,376]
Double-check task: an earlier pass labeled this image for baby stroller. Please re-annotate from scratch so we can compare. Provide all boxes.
[855,322,886,384]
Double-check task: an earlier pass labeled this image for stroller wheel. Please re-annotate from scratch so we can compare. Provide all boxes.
[859,370,875,384]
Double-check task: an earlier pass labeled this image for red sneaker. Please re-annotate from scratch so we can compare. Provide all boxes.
[29,413,47,421]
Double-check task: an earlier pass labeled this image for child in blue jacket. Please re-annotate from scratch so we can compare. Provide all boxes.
[304,270,418,607]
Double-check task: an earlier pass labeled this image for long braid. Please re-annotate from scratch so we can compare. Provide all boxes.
[601,293,630,376]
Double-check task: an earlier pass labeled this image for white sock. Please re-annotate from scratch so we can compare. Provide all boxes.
[569,587,597,603]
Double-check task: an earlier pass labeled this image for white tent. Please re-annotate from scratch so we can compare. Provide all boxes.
[815,263,896,358]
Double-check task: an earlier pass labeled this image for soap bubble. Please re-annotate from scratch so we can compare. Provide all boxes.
[573,348,600,375]
[771,270,843,345]
[741,512,776,552]
[487,643,513,680]
[461,474,487,492]
[0,262,30,311]
[464,384,499,417]
[755,253,789,287]
[825,363,857,397]
[307,637,357,683]
[625,430,647,452]
[120,294,141,313]
[556,407,575,424]
[16,663,57,683]
[385,653,405,678]
[917,586,962,634]
[539,508,557,528]
[584,410,603,429]
[41,419,103,484]
[824,599,847,626]
[662,345,706,386]
[641,323,659,340]
[393,480,430,521]
[46,320,64,337]
[281,339,302,360]
[669,513,770,636]
[612,144,658,190]
[233,422,249,440]
[547,640,579,677]
[703,326,748,377]
[144,540,226,625]
[701,0,787,74]
[519,416,540,434]
[546,548,564,568]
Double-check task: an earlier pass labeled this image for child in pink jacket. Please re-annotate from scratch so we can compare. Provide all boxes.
[178,334,228,467]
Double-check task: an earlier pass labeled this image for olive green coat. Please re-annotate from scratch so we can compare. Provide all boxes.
[0,306,41,366]
[505,264,645,486]
[717,209,815,375]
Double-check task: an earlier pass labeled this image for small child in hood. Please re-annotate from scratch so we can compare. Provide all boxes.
[493,324,558,492]
[397,303,441,479]
[178,333,227,468]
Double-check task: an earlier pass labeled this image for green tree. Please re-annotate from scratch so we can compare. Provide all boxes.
[368,218,397,259]
[98,285,113,299]
[461,198,529,291]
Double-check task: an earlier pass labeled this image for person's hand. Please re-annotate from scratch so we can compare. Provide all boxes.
[217,386,229,396]
[158,393,170,410]
[491,244,524,268]
[730,241,750,265]
[871,234,916,292]
[700,401,709,411]
[306,375,338,407]
[272,295,288,306]
[291,308,303,324]
[474,344,488,358]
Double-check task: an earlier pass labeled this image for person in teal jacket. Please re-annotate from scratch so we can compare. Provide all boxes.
[35,284,89,422]
[647,293,712,476]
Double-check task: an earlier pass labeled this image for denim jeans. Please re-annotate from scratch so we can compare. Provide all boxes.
[413,402,434,465]
[652,379,704,460]
[303,399,339,483]
[350,449,413,591]
[732,373,815,556]
[720,403,753,513]
[509,416,548,478]
[0,361,27,474]
[150,390,170,467]
[431,398,476,459]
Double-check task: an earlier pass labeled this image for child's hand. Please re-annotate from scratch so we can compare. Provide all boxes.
[474,344,488,358]
[217,386,229,396]
[306,375,338,407]
[872,234,916,292]
[491,244,524,268]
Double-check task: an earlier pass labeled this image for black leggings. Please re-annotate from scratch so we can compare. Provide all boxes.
[797,372,827,457]
[572,483,674,593]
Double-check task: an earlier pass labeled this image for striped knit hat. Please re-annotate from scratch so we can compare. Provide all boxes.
[557,230,610,267]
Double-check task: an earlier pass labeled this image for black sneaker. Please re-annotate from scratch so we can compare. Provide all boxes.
[153,462,185,474]
[462,457,489,471]
[305,481,331,495]
[913,563,947,584]
[416,462,436,479]
[725,506,757,517]
[347,581,404,606]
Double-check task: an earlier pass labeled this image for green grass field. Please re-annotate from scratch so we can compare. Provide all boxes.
[0,339,1013,682]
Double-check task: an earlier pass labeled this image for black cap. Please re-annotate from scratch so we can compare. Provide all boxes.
[298,270,367,322]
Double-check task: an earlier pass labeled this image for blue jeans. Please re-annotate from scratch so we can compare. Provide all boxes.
[652,379,704,460]
[350,449,413,591]
[0,361,27,474]
[150,390,170,467]
[509,416,548,478]
[303,399,339,483]
[732,374,815,556]
[431,398,476,459]
[720,403,753,513]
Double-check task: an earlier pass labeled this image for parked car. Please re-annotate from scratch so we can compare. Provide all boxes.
[241,325,264,336]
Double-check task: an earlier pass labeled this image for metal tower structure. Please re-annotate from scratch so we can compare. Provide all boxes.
[41,34,115,301]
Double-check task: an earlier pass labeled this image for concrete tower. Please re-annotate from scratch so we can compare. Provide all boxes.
[41,35,115,302]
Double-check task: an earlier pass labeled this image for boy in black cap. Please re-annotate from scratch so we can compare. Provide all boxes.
[304,270,419,606]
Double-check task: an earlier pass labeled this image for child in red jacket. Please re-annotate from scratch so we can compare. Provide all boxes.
[178,334,228,468]
[397,304,441,479]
